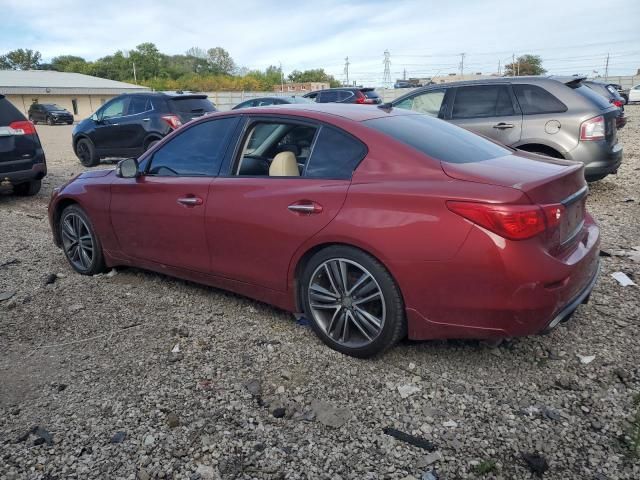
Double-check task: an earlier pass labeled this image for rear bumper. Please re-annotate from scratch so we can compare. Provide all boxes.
[568,141,622,178]
[0,158,47,185]
[399,218,600,340]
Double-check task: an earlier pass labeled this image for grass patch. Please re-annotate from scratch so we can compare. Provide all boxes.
[629,393,640,458]
[474,459,497,475]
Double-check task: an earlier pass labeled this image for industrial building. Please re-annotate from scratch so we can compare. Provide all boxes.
[0,70,149,120]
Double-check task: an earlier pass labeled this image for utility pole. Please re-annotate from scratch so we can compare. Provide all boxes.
[344,56,350,86]
[459,53,465,77]
[279,61,284,92]
[498,60,501,76]
[132,62,137,84]
[383,50,391,88]
[604,53,610,81]
[512,53,516,76]
[403,68,406,80]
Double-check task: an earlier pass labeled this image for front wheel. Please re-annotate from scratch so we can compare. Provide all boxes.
[46,116,53,126]
[301,246,406,358]
[59,205,106,275]
[75,138,99,167]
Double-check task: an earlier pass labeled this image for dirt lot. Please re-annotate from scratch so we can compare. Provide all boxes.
[1,109,639,480]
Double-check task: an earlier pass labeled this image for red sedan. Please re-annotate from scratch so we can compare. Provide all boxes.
[48,104,600,358]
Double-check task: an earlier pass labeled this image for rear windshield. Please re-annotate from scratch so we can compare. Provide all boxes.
[362,90,380,99]
[572,84,612,110]
[365,114,511,164]
[0,98,26,126]
[168,97,216,114]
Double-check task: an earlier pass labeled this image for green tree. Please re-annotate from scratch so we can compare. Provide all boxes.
[287,68,340,87]
[50,55,88,73]
[129,42,164,80]
[0,49,42,70]
[206,47,236,75]
[504,54,546,76]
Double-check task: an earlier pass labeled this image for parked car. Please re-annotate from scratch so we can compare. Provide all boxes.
[583,81,626,129]
[303,87,382,105]
[49,104,599,358]
[609,83,628,104]
[28,103,74,125]
[0,94,46,195]
[629,84,640,103]
[391,76,622,182]
[72,92,216,167]
[394,80,415,89]
[232,96,313,110]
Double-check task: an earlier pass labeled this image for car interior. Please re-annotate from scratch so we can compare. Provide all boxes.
[234,122,317,177]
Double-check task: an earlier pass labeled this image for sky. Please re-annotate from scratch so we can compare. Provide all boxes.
[1,0,639,85]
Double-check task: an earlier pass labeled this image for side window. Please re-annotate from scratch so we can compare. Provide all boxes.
[397,90,445,117]
[452,85,514,119]
[127,96,151,115]
[338,90,354,102]
[234,121,318,176]
[147,117,238,176]
[513,84,568,114]
[305,126,366,179]
[305,92,319,102]
[318,91,339,103]
[101,98,128,120]
[257,99,275,107]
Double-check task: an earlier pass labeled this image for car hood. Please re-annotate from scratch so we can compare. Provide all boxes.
[440,152,585,204]
[77,169,114,179]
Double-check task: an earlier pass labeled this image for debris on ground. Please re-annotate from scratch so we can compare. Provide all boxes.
[577,354,596,365]
[611,271,636,286]
[520,452,549,477]
[398,384,421,398]
[383,427,436,451]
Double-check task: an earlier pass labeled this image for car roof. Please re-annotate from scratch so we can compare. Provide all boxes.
[307,87,374,93]
[211,103,416,122]
[401,75,584,91]
[120,91,209,99]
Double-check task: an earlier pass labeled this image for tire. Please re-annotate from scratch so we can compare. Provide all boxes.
[67,121,73,125]
[301,245,406,358]
[59,205,106,275]
[13,179,41,196]
[145,139,160,151]
[75,138,99,167]
[586,173,608,182]
[46,116,53,126]
[29,116,36,125]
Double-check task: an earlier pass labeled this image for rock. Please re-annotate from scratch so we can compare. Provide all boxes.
[44,273,57,285]
[408,362,416,370]
[0,291,16,302]
[614,367,631,384]
[168,352,183,363]
[138,468,151,480]
[541,406,561,421]
[143,434,155,446]
[443,420,458,428]
[276,385,285,394]
[421,471,440,480]
[110,431,126,444]
[56,384,68,392]
[105,269,118,278]
[166,412,179,428]
[69,303,84,313]
[521,452,549,477]
[555,377,580,390]
[174,325,189,337]
[418,451,443,467]
[195,464,216,480]
[272,407,286,418]
[244,379,262,396]
[311,400,351,428]
[398,384,421,399]
[577,354,596,365]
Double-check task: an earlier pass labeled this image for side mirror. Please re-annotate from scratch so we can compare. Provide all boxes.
[116,158,139,178]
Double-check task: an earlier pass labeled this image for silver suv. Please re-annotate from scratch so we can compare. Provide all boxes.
[391,76,623,181]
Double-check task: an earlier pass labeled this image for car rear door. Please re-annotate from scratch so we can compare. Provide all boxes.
[0,97,42,179]
[110,116,240,272]
[205,116,366,292]
[447,84,523,146]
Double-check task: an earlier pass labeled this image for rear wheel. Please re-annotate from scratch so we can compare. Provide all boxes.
[145,139,160,151]
[46,116,53,126]
[75,138,99,167]
[29,116,37,125]
[13,179,41,196]
[586,173,608,182]
[59,205,106,275]
[301,246,406,358]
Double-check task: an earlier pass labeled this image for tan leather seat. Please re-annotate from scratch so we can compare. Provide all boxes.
[269,151,299,176]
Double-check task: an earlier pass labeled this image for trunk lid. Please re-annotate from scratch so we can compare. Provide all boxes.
[441,152,588,249]
[168,96,216,123]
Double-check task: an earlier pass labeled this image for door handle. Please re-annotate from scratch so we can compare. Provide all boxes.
[288,201,323,215]
[177,196,203,207]
[142,118,150,122]
[493,122,514,129]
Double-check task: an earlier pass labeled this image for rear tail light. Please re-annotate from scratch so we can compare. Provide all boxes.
[580,115,605,141]
[161,115,183,130]
[8,120,36,135]
[355,94,366,104]
[611,99,623,107]
[447,201,565,241]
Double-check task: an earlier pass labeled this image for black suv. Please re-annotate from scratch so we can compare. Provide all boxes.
[28,103,74,125]
[0,94,46,195]
[303,87,382,105]
[72,92,216,167]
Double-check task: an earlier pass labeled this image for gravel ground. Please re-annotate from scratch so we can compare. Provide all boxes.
[1,108,639,480]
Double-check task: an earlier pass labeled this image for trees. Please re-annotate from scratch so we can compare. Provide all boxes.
[288,68,340,87]
[504,54,546,76]
[50,55,88,73]
[0,49,42,70]
[206,47,236,75]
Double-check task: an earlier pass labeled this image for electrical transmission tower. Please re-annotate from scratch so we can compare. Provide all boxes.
[343,56,350,86]
[459,53,465,77]
[604,53,610,80]
[383,50,391,88]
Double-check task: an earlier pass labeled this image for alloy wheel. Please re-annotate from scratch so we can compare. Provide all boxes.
[61,213,94,271]
[308,258,386,348]
[77,142,89,163]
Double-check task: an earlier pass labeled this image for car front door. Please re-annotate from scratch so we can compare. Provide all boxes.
[91,96,131,152]
[115,95,154,153]
[205,117,366,292]
[447,84,522,146]
[109,116,240,272]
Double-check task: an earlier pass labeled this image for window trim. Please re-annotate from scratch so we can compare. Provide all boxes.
[512,83,568,115]
[125,95,155,116]
[398,88,448,118]
[219,114,368,180]
[449,83,520,120]
[142,116,241,178]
